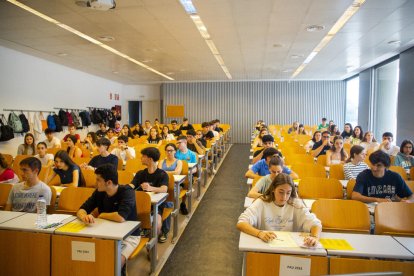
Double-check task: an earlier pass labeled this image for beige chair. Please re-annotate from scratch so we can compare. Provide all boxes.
[346,179,357,199]
[375,202,414,236]
[55,187,95,215]
[389,165,408,180]
[118,170,134,184]
[298,177,343,199]
[81,169,96,188]
[292,163,326,178]
[329,164,345,180]
[311,199,370,234]
[0,183,13,210]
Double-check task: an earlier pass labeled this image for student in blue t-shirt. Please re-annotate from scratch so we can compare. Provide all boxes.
[352,150,413,203]
[245,147,298,179]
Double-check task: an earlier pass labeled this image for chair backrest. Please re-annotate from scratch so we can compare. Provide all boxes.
[298,177,343,199]
[346,178,357,199]
[118,170,134,185]
[72,157,91,166]
[405,181,414,193]
[316,155,327,166]
[411,167,414,181]
[388,166,408,180]
[38,166,51,182]
[311,199,370,233]
[286,154,314,166]
[57,187,95,214]
[0,153,13,167]
[374,202,414,236]
[81,169,96,188]
[12,154,31,179]
[0,183,13,209]
[135,191,152,229]
[292,163,326,178]
[48,186,57,214]
[125,158,146,173]
[167,173,175,202]
[329,164,345,180]
[117,158,123,170]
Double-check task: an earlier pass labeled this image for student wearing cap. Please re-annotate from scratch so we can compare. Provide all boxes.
[245,148,298,180]
[252,134,278,164]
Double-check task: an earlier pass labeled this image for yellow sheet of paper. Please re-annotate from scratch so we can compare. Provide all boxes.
[57,221,86,233]
[54,186,66,193]
[268,232,299,248]
[319,239,354,250]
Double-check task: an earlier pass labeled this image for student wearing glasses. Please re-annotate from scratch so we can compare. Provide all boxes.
[352,150,413,203]
[394,140,414,170]
[158,143,183,175]
[311,131,332,158]
[169,120,182,137]
[238,173,321,246]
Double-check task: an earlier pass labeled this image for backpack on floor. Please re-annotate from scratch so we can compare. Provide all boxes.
[19,113,30,133]
[8,112,23,133]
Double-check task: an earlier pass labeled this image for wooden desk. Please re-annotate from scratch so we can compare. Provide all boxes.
[0,212,75,276]
[0,210,25,223]
[394,236,414,255]
[239,232,328,276]
[53,218,140,276]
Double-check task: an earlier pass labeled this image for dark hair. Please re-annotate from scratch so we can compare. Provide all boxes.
[262,147,280,160]
[362,131,377,143]
[0,153,10,169]
[19,157,42,175]
[177,135,187,142]
[54,150,86,187]
[96,138,111,148]
[171,120,178,124]
[346,145,365,163]
[95,164,118,185]
[141,147,161,162]
[369,150,391,168]
[149,127,160,138]
[186,129,196,136]
[67,135,78,145]
[330,136,347,161]
[382,132,394,139]
[99,122,106,127]
[201,122,209,128]
[122,124,133,138]
[145,120,150,123]
[322,118,327,121]
[165,143,177,151]
[269,156,284,167]
[400,140,414,155]
[45,128,53,135]
[322,130,330,136]
[22,133,35,155]
[37,142,47,148]
[87,132,98,144]
[341,123,353,138]
[117,135,128,143]
[344,123,353,133]
[107,128,114,134]
[261,173,297,204]
[68,123,76,129]
[329,124,340,135]
[183,118,189,122]
[353,126,364,140]
[312,131,321,142]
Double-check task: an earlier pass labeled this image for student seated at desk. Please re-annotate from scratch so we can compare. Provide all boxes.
[82,138,118,170]
[252,134,279,164]
[237,173,321,246]
[343,145,369,180]
[6,157,51,212]
[352,150,414,203]
[46,150,85,187]
[34,142,54,167]
[248,156,284,199]
[130,147,170,243]
[245,148,298,180]
[76,164,139,275]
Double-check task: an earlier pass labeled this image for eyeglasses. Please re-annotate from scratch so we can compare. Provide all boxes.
[166,149,175,152]
[322,136,330,139]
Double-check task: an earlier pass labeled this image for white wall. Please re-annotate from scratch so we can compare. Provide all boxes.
[0,46,161,156]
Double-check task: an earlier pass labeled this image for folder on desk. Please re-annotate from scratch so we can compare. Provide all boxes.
[56,221,86,233]
[319,238,354,250]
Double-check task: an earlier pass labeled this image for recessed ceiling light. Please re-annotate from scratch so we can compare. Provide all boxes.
[98,35,115,42]
[57,52,68,57]
[387,40,401,45]
[282,69,293,73]
[291,54,303,59]
[112,71,119,74]
[166,72,175,75]
[142,59,152,63]
[306,25,325,32]
[273,43,283,48]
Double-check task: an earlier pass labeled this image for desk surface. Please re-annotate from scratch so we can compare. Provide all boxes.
[149,192,168,204]
[239,232,327,256]
[394,236,414,255]
[188,162,197,169]
[0,210,26,224]
[0,213,76,233]
[320,232,414,260]
[55,218,140,240]
[173,175,186,183]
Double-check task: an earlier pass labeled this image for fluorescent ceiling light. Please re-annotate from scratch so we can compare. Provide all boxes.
[7,0,174,81]
[292,0,366,78]
[180,0,232,79]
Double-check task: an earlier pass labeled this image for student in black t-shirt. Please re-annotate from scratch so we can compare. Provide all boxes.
[95,123,107,138]
[311,131,332,158]
[201,122,215,140]
[130,147,170,242]
[82,138,118,170]
[77,164,139,273]
[169,120,182,137]
[186,129,205,155]
[179,117,194,131]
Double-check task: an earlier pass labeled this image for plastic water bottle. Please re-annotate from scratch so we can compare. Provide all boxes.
[36,195,47,228]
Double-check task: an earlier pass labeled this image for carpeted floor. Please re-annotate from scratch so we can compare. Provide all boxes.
[159,144,250,276]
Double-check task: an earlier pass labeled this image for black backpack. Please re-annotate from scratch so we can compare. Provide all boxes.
[53,114,63,132]
[93,109,103,124]
[79,111,91,127]
[0,115,14,141]
[59,109,69,126]
[19,113,30,133]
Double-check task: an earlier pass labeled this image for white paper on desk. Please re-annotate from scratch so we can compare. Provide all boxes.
[47,214,72,224]
[268,232,298,248]
[71,241,96,262]
[279,255,311,276]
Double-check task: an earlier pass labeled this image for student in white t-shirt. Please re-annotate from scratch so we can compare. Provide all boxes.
[44,128,61,149]
[379,132,400,156]
[111,135,136,163]
[5,157,51,213]
[34,142,54,167]
[237,173,321,246]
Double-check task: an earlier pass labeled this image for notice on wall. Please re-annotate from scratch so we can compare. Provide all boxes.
[71,241,96,262]
[279,255,311,276]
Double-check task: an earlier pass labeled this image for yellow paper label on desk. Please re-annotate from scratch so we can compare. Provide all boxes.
[57,221,86,232]
[319,239,354,250]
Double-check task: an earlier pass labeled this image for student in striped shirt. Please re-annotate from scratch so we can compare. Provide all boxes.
[343,145,369,180]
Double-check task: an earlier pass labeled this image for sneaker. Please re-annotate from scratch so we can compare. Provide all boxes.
[180,202,189,215]
[158,232,168,243]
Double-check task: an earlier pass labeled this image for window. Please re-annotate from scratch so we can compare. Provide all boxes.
[345,76,359,128]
